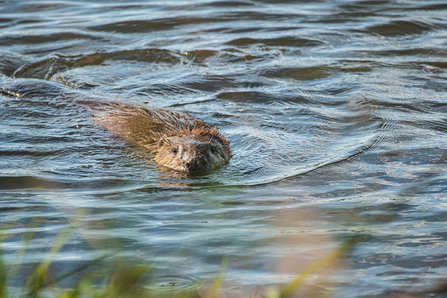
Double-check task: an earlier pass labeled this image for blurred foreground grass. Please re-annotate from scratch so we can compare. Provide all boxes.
[0,220,358,298]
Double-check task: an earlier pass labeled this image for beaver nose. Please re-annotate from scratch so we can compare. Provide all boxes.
[186,160,199,171]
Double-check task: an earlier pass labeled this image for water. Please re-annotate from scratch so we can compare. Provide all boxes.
[1,0,447,296]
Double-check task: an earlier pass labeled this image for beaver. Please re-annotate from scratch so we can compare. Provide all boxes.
[1,79,231,172]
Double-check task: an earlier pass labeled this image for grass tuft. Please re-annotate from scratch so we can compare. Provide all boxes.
[0,220,359,298]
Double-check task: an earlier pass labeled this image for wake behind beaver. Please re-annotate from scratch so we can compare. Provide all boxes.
[1,79,231,173]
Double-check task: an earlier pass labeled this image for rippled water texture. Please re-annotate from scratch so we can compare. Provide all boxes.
[2,0,447,296]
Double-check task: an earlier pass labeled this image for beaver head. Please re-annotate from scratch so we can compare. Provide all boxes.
[153,125,231,172]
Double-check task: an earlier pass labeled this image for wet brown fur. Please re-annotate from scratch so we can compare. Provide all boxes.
[168,124,231,150]
[81,101,232,172]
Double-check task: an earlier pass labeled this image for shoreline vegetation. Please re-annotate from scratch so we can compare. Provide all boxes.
[0,220,359,298]
[3,220,447,298]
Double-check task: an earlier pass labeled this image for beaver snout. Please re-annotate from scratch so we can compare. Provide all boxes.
[183,156,206,172]
[154,133,230,172]
[185,160,198,171]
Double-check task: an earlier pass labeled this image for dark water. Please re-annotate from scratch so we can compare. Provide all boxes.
[1,0,447,296]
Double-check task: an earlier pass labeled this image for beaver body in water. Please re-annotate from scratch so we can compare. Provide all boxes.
[1,79,231,172]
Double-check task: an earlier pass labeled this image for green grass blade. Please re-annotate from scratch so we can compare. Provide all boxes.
[25,224,77,297]
[205,257,228,298]
[7,219,41,288]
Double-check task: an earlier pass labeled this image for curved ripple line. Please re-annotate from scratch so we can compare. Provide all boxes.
[12,49,182,80]
[219,133,380,187]
[360,20,440,37]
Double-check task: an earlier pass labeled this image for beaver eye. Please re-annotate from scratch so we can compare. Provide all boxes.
[172,148,178,154]
[210,146,216,154]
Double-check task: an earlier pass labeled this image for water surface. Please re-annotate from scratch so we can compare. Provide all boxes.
[1,0,447,296]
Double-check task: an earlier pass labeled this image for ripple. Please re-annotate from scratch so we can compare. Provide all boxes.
[88,17,223,34]
[143,275,203,292]
[0,176,67,190]
[5,2,73,12]
[225,37,325,48]
[0,32,102,47]
[12,49,182,80]
[259,66,335,81]
[361,20,440,37]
